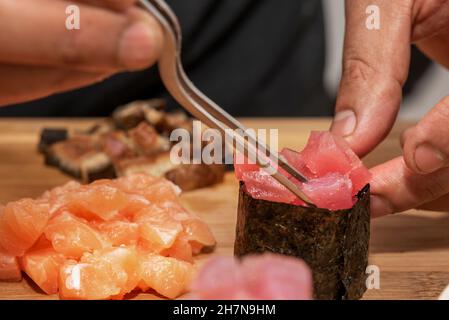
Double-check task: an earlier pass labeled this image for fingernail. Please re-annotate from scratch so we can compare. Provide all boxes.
[370,195,393,218]
[414,144,447,174]
[118,22,161,70]
[331,110,356,137]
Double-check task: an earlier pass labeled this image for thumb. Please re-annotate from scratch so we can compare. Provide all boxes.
[0,1,164,72]
[402,96,449,174]
[330,0,412,157]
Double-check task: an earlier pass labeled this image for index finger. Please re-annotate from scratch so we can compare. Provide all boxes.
[330,0,413,156]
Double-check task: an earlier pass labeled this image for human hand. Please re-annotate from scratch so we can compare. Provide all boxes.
[330,0,449,217]
[0,0,163,106]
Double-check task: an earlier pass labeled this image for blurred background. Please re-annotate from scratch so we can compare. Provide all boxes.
[0,0,447,119]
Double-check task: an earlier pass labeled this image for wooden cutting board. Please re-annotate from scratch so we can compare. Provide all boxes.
[0,118,448,300]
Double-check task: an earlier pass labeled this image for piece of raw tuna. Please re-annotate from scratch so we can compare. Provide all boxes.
[190,254,312,300]
[298,131,371,194]
[235,131,371,209]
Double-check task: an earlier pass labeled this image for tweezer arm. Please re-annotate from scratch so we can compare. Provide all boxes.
[138,0,314,206]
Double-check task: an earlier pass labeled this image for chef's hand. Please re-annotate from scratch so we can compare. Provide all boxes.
[330,0,449,217]
[0,0,163,106]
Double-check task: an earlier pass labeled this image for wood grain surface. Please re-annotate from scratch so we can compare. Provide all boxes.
[0,118,448,300]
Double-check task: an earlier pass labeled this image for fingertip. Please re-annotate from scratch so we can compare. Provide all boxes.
[330,110,357,137]
[412,143,447,174]
[402,127,449,175]
[330,109,366,156]
[333,63,402,156]
[118,19,164,71]
[402,96,449,175]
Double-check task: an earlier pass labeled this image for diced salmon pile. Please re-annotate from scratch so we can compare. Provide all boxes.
[235,131,372,210]
[190,254,313,300]
[0,174,216,299]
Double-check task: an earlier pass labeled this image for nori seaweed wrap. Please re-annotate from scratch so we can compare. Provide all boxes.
[234,182,370,300]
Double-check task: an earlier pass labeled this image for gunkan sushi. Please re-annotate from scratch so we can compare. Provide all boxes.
[234,131,371,300]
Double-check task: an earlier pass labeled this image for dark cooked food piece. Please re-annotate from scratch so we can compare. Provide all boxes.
[44,136,115,182]
[112,101,146,130]
[113,99,167,130]
[142,104,165,127]
[38,128,68,153]
[38,99,225,191]
[101,131,136,160]
[114,152,177,179]
[156,110,192,135]
[114,152,225,191]
[85,120,115,135]
[80,154,116,182]
[128,122,170,156]
[164,164,225,191]
[234,183,370,300]
[143,98,167,111]
[44,136,94,169]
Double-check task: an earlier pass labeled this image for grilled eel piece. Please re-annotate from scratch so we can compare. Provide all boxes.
[114,152,225,191]
[44,135,115,182]
[39,99,225,190]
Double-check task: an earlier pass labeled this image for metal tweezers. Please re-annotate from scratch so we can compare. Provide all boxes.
[139,0,314,206]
